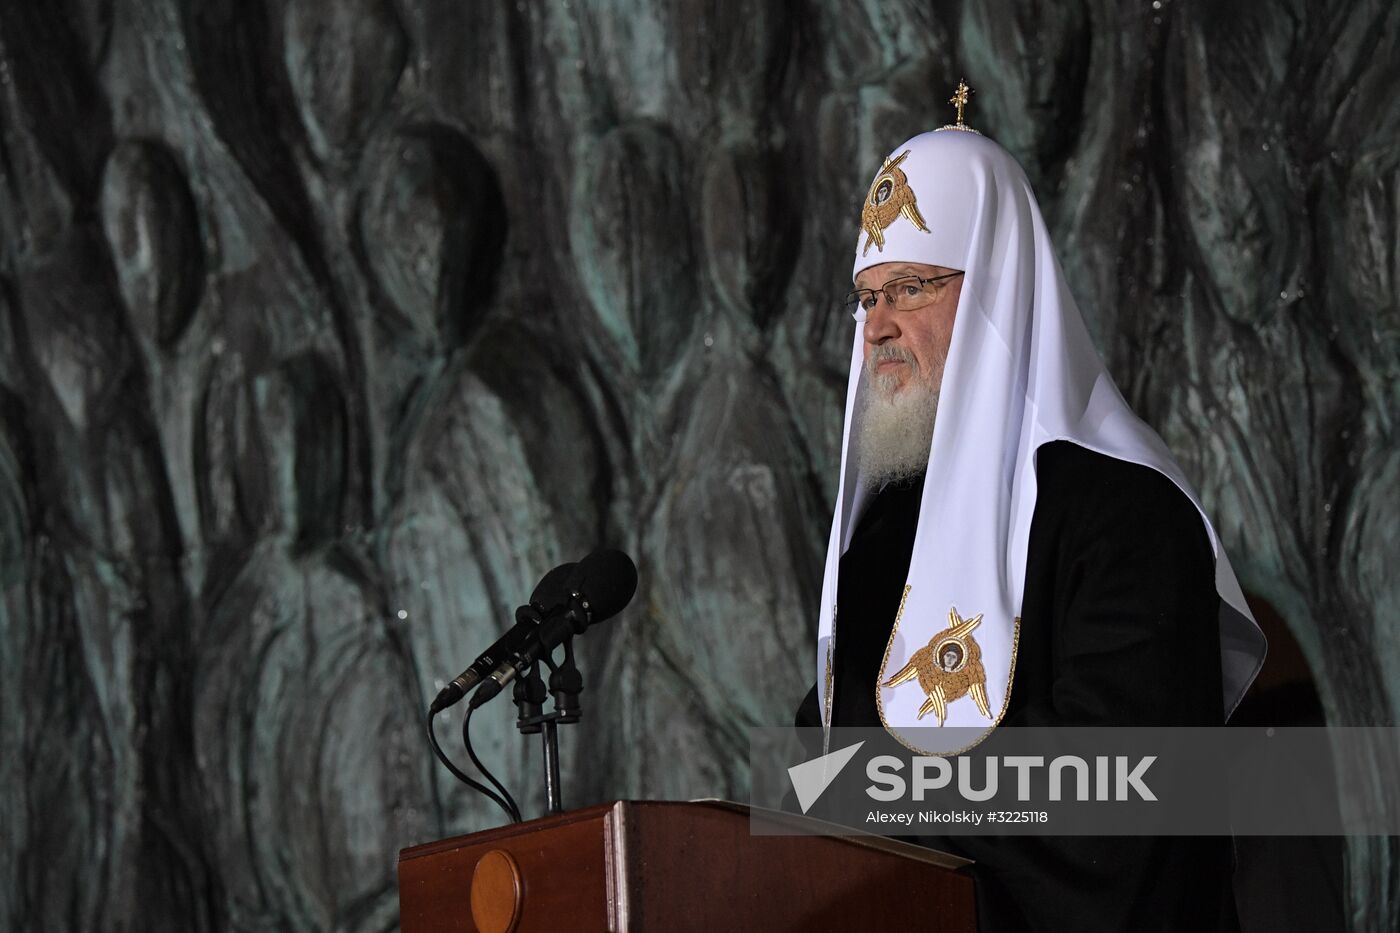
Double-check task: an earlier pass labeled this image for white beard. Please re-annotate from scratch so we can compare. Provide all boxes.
[856,344,943,487]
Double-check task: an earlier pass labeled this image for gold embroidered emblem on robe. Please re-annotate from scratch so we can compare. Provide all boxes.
[883,606,993,725]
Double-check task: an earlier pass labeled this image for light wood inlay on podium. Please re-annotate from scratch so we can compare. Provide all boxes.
[470,849,522,933]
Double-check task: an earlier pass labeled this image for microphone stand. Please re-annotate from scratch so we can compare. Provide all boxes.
[512,636,583,816]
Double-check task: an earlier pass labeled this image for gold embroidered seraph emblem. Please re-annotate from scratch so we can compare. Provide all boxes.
[883,606,993,726]
[860,150,930,256]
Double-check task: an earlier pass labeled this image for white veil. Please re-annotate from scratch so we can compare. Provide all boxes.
[815,128,1267,755]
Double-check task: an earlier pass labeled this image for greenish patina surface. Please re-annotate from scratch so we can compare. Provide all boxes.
[0,1,1396,930]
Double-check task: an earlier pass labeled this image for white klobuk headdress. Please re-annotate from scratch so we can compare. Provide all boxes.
[817,104,1267,755]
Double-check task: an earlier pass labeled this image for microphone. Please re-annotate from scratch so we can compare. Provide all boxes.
[428,560,579,715]
[468,549,638,709]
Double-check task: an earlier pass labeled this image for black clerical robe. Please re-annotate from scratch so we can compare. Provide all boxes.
[796,440,1239,933]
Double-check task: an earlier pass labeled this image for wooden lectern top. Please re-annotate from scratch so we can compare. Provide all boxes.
[399,800,976,933]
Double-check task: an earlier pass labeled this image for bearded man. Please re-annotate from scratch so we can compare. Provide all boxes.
[794,89,1267,932]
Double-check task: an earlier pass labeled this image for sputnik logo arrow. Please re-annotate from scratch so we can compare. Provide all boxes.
[787,741,865,814]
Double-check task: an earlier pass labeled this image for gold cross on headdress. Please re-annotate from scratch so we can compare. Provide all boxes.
[936,79,982,135]
[949,79,973,128]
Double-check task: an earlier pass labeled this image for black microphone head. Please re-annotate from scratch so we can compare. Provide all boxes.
[531,561,578,611]
[570,549,638,624]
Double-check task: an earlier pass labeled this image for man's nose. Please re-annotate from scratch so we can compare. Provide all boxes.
[863,292,900,344]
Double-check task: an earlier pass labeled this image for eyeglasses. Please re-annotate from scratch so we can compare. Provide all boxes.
[843,272,964,322]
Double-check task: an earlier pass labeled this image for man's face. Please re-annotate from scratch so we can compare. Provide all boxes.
[856,261,963,397]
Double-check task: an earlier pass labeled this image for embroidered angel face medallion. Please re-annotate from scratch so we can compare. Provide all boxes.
[860,150,931,256]
[883,606,993,726]
[937,640,966,672]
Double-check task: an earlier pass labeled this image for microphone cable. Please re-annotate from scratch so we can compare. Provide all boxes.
[463,702,522,823]
[425,707,520,823]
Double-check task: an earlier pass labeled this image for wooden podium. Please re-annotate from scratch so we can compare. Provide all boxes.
[398,800,976,932]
